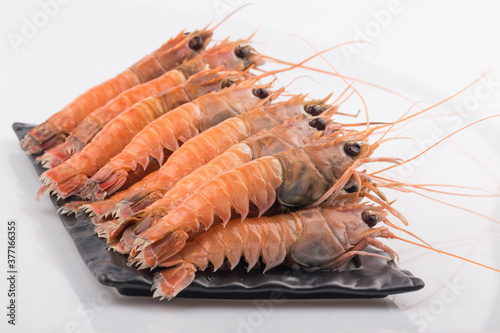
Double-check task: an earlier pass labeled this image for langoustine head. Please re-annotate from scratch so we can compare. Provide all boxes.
[288,203,396,270]
[203,37,264,71]
[151,29,213,71]
[195,79,279,132]
[275,128,372,208]
[179,37,265,78]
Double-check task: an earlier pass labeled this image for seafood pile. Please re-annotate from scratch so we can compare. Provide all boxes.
[22,18,499,300]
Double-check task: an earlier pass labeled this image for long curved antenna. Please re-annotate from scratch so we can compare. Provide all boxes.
[371,173,500,224]
[372,69,492,132]
[253,40,381,83]
[372,114,500,175]
[363,192,408,226]
[382,218,435,250]
[406,190,500,225]
[262,57,416,105]
[340,121,392,127]
[293,35,371,133]
[392,235,500,272]
[332,79,357,105]
[284,75,322,90]
[337,91,357,109]
[373,101,425,147]
[373,175,500,197]
[208,3,252,32]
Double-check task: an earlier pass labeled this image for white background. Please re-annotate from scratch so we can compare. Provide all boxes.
[2,0,500,332]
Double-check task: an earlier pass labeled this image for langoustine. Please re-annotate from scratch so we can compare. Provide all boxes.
[21,30,213,154]
[152,203,397,300]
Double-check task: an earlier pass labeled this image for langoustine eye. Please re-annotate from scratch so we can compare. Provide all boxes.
[234,45,249,58]
[362,211,379,227]
[344,142,361,157]
[188,36,204,50]
[304,104,326,116]
[221,80,235,89]
[252,88,268,99]
[343,182,359,193]
[308,118,326,131]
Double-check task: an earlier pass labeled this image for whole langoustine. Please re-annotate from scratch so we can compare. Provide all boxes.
[105,114,340,253]
[83,80,275,201]
[107,95,336,221]
[151,203,396,300]
[129,128,399,268]
[21,30,213,155]
[37,41,263,200]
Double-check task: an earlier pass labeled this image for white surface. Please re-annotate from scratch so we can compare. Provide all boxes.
[1,0,500,332]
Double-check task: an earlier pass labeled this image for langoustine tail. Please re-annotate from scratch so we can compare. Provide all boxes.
[80,199,120,220]
[115,189,161,220]
[94,219,121,239]
[22,68,144,155]
[84,169,161,219]
[109,197,181,255]
[37,135,86,169]
[130,229,190,269]
[152,262,197,300]
[82,157,162,200]
[21,122,67,155]
[107,210,153,244]
[108,218,156,255]
[37,164,90,200]
[58,200,88,216]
